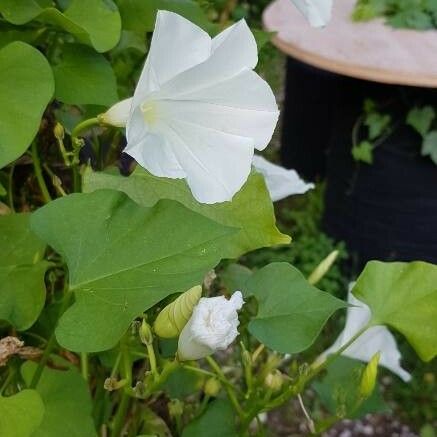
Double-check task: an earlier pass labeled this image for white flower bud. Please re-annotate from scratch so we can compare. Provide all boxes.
[99,97,132,127]
[177,291,244,361]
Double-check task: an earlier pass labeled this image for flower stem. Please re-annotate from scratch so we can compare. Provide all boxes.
[31,142,51,203]
[205,356,245,419]
[145,341,158,380]
[71,117,101,140]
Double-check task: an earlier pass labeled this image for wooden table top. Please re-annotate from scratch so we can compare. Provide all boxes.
[263,0,437,88]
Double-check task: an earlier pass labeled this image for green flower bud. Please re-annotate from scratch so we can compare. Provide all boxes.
[204,377,221,397]
[264,370,284,392]
[360,351,380,399]
[53,122,64,140]
[168,399,184,418]
[139,319,153,345]
[154,285,202,338]
[308,250,339,285]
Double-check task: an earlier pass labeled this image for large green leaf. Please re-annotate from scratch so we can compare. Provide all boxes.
[0,213,48,330]
[83,167,290,259]
[0,390,45,437]
[352,260,437,362]
[0,42,54,168]
[182,399,237,437]
[118,0,217,34]
[53,44,118,105]
[313,356,389,419]
[30,190,236,352]
[245,263,346,354]
[22,362,96,437]
[0,0,121,52]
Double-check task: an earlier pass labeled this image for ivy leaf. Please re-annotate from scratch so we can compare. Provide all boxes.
[21,362,96,437]
[421,131,437,164]
[118,0,218,35]
[352,261,437,362]
[364,112,391,140]
[83,167,290,259]
[0,213,48,330]
[406,106,435,137]
[30,190,236,352]
[53,44,118,106]
[0,390,45,437]
[0,42,54,168]
[182,399,237,437]
[352,141,374,164]
[244,263,346,354]
[0,0,121,52]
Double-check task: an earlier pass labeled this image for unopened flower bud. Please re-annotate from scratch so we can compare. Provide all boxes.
[154,285,202,338]
[168,399,184,418]
[360,351,380,399]
[308,250,339,285]
[104,377,127,392]
[54,122,65,140]
[204,377,221,397]
[264,370,284,392]
[139,320,153,345]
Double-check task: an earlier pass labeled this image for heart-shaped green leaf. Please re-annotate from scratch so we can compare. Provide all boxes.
[30,190,236,352]
[0,213,48,330]
[22,362,96,437]
[0,42,54,168]
[245,263,346,354]
[83,167,290,259]
[0,0,121,52]
[0,390,45,437]
[53,44,118,105]
[352,260,437,362]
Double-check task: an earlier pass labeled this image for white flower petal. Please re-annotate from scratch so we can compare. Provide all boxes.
[133,10,211,104]
[158,72,278,150]
[322,291,411,382]
[291,0,333,27]
[178,291,244,361]
[163,119,254,203]
[252,155,314,201]
[101,97,133,127]
[158,19,258,100]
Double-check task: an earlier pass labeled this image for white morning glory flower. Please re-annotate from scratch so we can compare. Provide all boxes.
[291,0,333,27]
[177,291,244,361]
[102,11,279,204]
[252,155,314,201]
[321,290,411,382]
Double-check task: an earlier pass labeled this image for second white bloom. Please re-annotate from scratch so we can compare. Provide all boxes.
[177,291,244,361]
[103,11,279,204]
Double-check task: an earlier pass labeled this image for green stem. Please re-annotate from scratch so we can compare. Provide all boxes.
[31,142,51,203]
[29,291,72,388]
[81,353,89,381]
[111,391,130,437]
[71,117,100,139]
[205,356,245,419]
[7,164,15,212]
[0,368,16,394]
[145,342,158,380]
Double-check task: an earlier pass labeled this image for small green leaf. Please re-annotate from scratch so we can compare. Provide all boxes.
[118,0,217,34]
[352,141,374,164]
[53,44,118,106]
[30,190,236,352]
[245,263,346,354]
[407,106,435,137]
[0,213,48,330]
[0,390,45,437]
[0,41,54,168]
[364,112,391,140]
[21,362,96,437]
[421,131,437,164]
[0,0,121,52]
[313,356,389,419]
[182,399,237,437]
[83,167,290,259]
[352,261,437,362]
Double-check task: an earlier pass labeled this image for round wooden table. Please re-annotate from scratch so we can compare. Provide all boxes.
[263,0,437,88]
